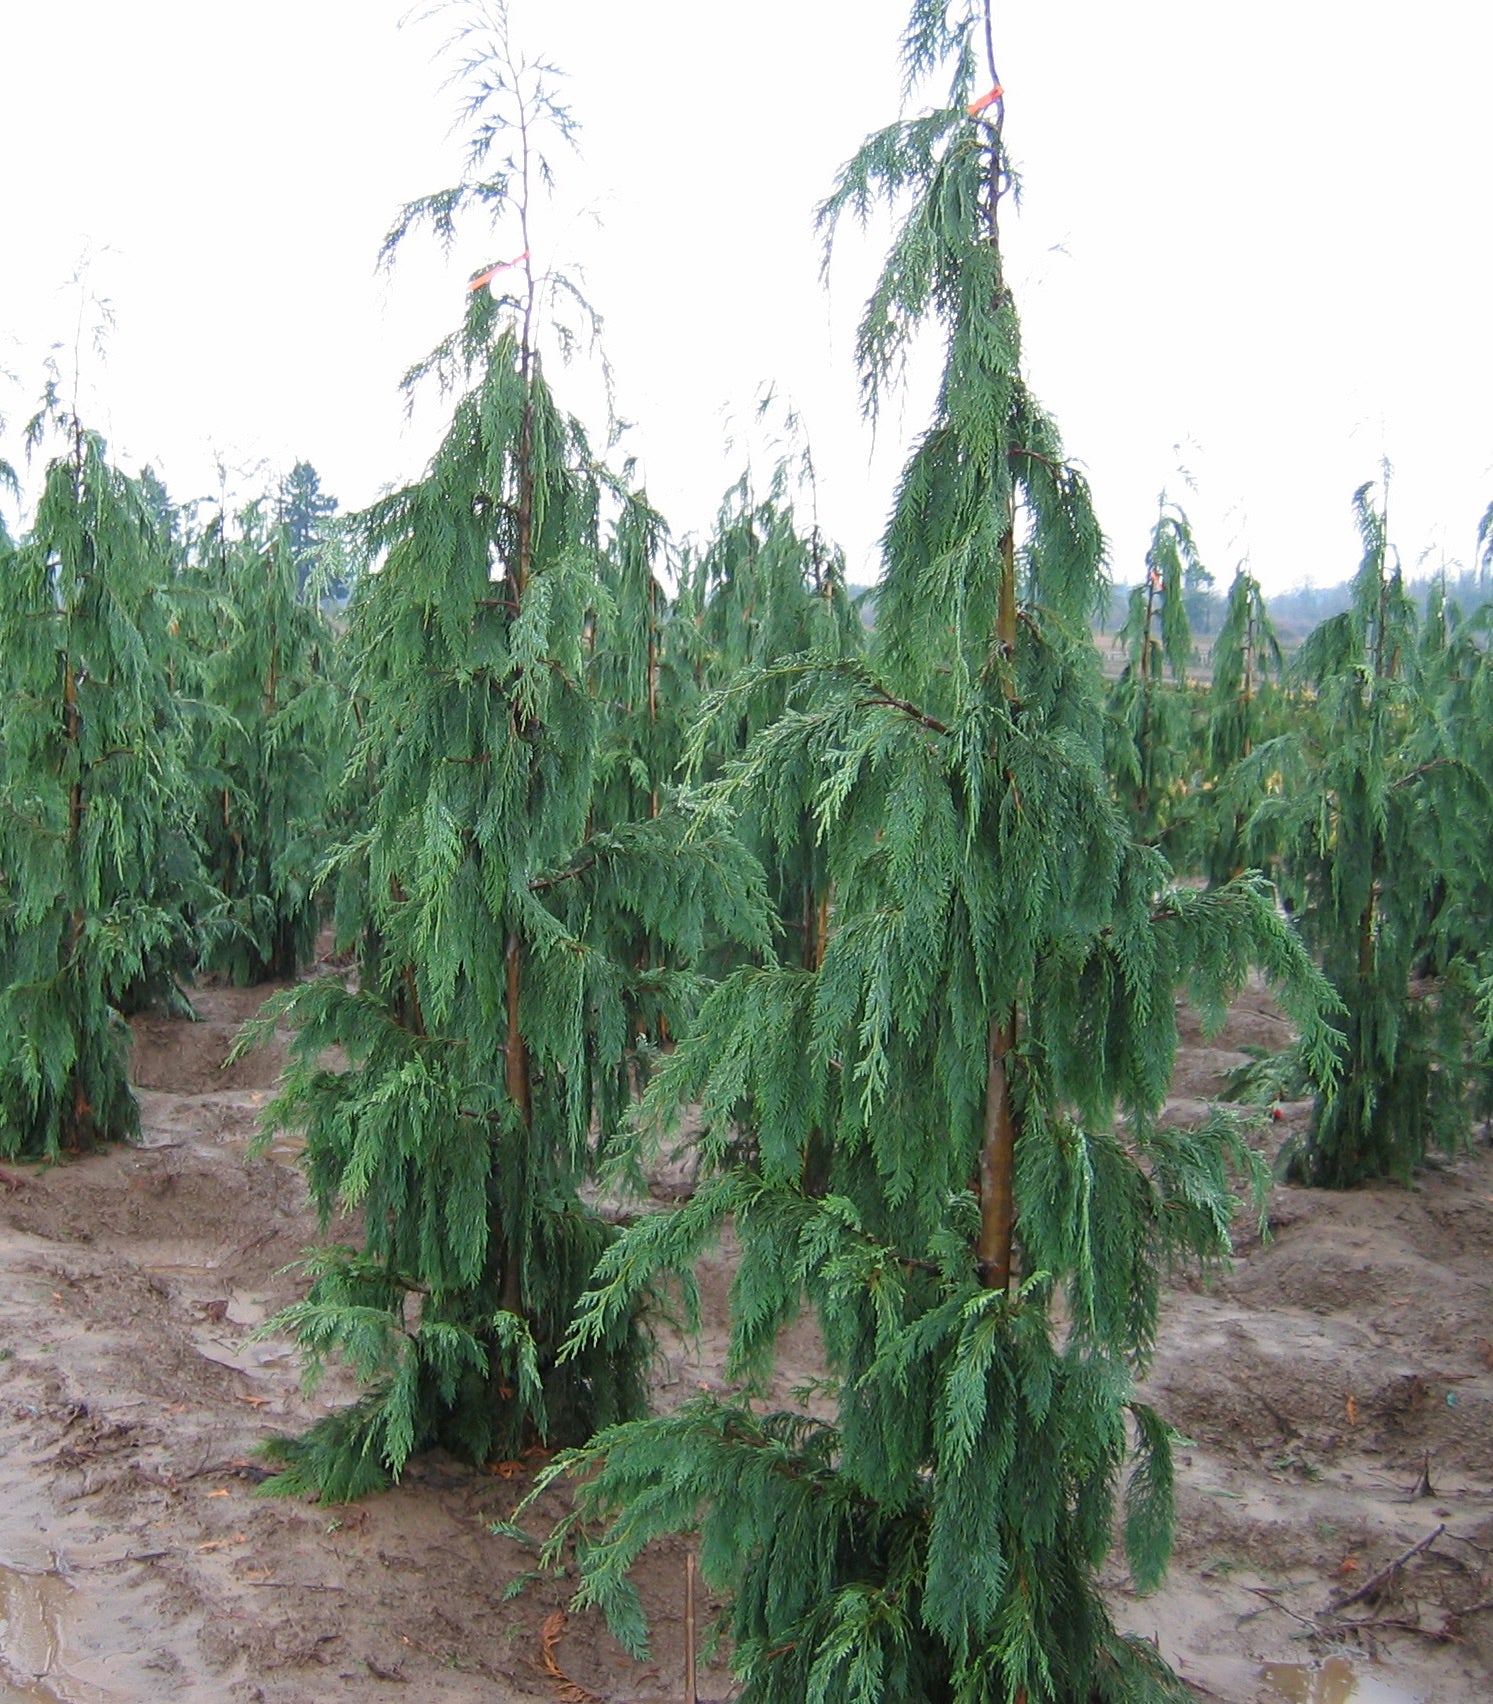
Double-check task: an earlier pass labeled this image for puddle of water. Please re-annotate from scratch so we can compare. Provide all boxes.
[1259,1655,1422,1704]
[0,1564,69,1702]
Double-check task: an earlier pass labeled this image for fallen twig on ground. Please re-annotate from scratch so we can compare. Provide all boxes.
[1330,1523,1445,1612]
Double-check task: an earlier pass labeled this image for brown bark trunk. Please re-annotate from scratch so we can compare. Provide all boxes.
[814,891,831,972]
[504,930,531,1128]
[976,1011,1018,1292]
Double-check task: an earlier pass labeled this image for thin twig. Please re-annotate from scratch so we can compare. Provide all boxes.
[250,1580,345,1592]
[1241,1584,1317,1632]
[1330,1523,1444,1611]
[1330,1613,1457,1643]
[856,690,950,737]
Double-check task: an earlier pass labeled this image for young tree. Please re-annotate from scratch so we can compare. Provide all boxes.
[278,459,346,601]
[1105,499,1202,852]
[1247,485,1490,1185]
[1198,565,1285,888]
[181,499,347,984]
[245,6,767,1498]
[528,9,1339,1700]
[686,462,863,970]
[0,418,205,1155]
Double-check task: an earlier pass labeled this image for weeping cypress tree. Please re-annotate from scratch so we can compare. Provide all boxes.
[589,487,682,831]
[181,499,346,984]
[1198,566,1285,888]
[244,8,767,1499]
[525,9,1339,1700]
[1246,485,1490,1185]
[1105,500,1200,853]
[0,416,205,1155]
[687,463,863,969]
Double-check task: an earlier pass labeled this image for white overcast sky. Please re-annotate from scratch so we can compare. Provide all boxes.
[2,1,1489,593]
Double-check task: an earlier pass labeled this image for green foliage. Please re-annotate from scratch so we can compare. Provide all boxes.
[247,17,768,1496]
[1243,484,1492,1184]
[685,459,864,968]
[177,499,348,983]
[278,459,346,601]
[0,423,210,1156]
[1106,500,1202,851]
[529,9,1340,1700]
[1195,566,1286,886]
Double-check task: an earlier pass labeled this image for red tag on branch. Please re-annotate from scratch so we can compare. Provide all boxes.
[468,252,530,291]
[968,85,1003,118]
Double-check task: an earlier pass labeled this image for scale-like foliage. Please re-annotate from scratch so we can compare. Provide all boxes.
[531,10,1339,1699]
[1243,485,1491,1184]
[1106,502,1203,853]
[246,17,769,1496]
[1195,567,1286,887]
[686,467,864,968]
[178,500,348,983]
[0,424,207,1155]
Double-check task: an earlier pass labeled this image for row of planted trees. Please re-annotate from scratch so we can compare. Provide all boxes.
[2,3,1491,1700]
[1107,485,1493,1188]
[0,423,348,1152]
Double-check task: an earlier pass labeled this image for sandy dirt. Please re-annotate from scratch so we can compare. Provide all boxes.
[0,980,1490,1703]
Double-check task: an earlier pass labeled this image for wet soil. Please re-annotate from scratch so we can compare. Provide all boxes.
[0,980,1489,1702]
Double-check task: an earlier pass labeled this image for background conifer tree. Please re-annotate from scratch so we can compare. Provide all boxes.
[1244,485,1490,1184]
[528,9,1339,1700]
[1106,500,1202,851]
[180,498,347,984]
[278,459,344,600]
[686,460,862,969]
[0,414,206,1155]
[1198,566,1285,888]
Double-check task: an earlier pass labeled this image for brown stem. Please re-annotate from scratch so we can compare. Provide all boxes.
[1358,887,1377,980]
[859,690,950,737]
[504,932,531,1129]
[683,1553,698,1704]
[997,525,1018,697]
[976,1011,1018,1291]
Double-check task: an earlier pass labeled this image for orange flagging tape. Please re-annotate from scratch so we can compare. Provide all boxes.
[468,252,530,291]
[968,85,1003,118]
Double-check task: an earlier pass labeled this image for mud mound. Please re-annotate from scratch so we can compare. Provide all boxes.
[1136,1145,1493,1702]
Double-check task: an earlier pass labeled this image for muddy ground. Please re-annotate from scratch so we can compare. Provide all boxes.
[0,978,1490,1703]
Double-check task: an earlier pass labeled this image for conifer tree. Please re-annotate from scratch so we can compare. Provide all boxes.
[0,416,205,1155]
[1246,485,1490,1185]
[245,6,767,1499]
[1198,566,1285,888]
[278,459,343,600]
[686,462,862,969]
[526,10,1339,1699]
[1106,500,1201,851]
[181,499,347,984]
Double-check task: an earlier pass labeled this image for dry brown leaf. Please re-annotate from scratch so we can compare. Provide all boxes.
[206,1489,230,1499]
[538,1610,604,1704]
[1335,1555,1360,1577]
[1346,1394,1358,1427]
